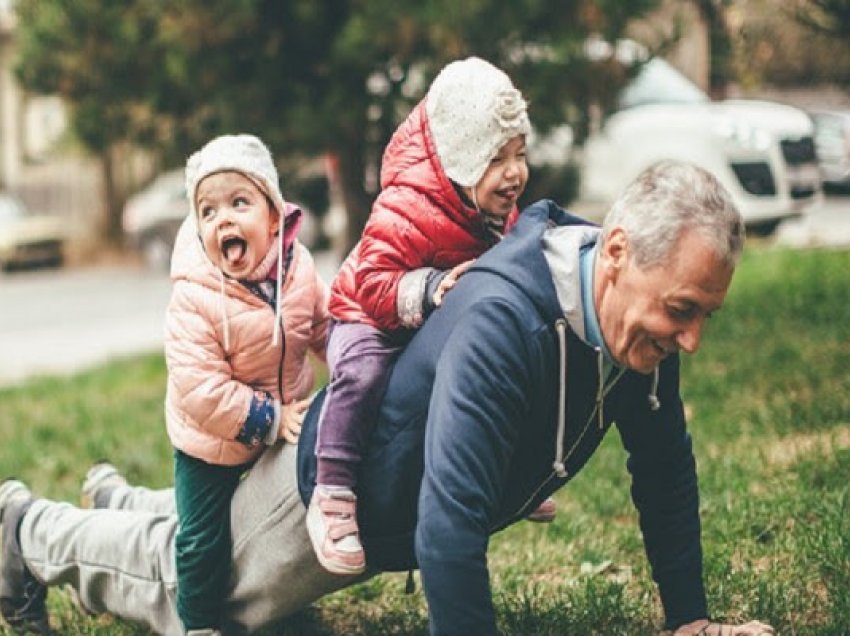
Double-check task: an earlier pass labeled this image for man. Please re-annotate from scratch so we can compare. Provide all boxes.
[1,161,774,635]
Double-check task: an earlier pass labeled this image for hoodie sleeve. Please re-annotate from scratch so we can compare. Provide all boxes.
[613,355,707,630]
[416,296,535,635]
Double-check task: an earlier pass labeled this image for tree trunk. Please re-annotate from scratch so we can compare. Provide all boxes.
[99,146,124,245]
[695,0,732,100]
[335,139,374,256]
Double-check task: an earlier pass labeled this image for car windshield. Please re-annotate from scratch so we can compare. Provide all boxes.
[618,58,709,110]
[0,195,27,223]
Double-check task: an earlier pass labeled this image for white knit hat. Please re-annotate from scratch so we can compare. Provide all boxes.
[185,134,285,219]
[426,57,531,187]
[185,133,288,348]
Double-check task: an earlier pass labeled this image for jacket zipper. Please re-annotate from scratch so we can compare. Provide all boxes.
[276,311,286,401]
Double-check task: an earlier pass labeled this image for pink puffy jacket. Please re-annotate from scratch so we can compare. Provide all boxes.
[164,216,330,466]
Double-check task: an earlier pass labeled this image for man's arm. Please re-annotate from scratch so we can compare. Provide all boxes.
[415,298,535,635]
[614,355,707,630]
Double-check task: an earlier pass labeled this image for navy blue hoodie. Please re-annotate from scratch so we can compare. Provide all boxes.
[299,199,706,633]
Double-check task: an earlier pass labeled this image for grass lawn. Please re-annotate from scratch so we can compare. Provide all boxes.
[1,244,848,635]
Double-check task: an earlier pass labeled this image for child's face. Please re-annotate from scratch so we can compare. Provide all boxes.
[463,135,528,219]
[195,171,280,279]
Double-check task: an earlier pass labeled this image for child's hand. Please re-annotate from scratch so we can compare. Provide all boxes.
[280,398,311,444]
[433,259,475,307]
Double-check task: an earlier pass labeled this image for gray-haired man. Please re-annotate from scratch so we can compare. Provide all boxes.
[2,161,774,636]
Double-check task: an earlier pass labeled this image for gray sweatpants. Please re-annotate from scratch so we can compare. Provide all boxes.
[19,443,363,635]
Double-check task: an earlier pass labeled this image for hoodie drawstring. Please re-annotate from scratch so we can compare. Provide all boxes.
[552,319,568,478]
[648,367,661,411]
[273,200,284,347]
[596,351,606,429]
[219,271,230,352]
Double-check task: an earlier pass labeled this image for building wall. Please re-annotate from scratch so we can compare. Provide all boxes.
[0,5,68,189]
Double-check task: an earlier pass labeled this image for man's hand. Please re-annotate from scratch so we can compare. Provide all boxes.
[279,398,311,444]
[433,259,475,307]
[668,618,776,635]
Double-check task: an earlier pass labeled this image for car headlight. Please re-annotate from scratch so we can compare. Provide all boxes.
[712,118,772,152]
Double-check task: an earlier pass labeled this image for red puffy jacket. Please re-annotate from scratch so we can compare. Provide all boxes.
[329,99,519,331]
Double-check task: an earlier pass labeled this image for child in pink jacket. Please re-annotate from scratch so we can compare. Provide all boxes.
[164,134,329,635]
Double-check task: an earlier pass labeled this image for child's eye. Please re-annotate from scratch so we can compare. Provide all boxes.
[234,196,249,207]
[199,205,214,220]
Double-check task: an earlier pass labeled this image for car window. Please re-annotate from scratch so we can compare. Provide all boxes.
[618,58,709,110]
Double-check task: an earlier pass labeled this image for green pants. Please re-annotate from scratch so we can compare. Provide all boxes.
[174,449,248,631]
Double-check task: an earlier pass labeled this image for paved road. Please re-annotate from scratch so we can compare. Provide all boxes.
[0,251,341,387]
[0,197,846,387]
[0,265,171,386]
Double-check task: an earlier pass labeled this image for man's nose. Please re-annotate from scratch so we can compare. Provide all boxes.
[676,319,703,354]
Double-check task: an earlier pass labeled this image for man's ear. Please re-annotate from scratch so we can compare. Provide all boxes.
[599,226,629,277]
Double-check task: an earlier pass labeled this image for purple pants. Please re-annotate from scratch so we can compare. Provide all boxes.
[315,321,405,487]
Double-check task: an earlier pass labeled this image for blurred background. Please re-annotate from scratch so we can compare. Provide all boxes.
[0,0,848,381]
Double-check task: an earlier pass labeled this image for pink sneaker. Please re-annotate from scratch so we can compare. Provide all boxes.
[306,485,366,575]
[526,496,557,523]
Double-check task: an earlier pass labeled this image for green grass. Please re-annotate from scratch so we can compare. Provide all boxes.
[2,245,849,635]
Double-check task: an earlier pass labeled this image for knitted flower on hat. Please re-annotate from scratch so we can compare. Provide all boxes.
[184,134,286,220]
[426,57,531,188]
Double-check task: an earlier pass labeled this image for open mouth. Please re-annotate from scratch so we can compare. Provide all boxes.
[221,236,247,265]
[495,186,518,201]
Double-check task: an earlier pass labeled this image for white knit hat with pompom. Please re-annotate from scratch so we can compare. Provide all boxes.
[426,57,531,187]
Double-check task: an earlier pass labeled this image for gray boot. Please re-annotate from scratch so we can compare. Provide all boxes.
[80,461,128,509]
[0,479,49,634]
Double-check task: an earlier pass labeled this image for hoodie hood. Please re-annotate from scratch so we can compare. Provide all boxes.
[541,224,601,343]
[471,199,595,325]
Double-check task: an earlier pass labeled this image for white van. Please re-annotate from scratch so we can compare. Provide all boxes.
[580,58,822,233]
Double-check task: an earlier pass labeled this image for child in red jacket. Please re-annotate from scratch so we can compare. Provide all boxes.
[308,57,554,575]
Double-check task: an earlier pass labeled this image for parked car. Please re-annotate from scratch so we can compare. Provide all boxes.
[810,109,850,192]
[123,168,321,271]
[122,169,188,271]
[0,193,65,272]
[580,58,822,233]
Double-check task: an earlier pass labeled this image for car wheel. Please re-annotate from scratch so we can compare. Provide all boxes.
[141,234,173,271]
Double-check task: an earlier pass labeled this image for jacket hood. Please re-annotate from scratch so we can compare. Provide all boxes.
[541,224,601,342]
[471,199,596,326]
[380,99,485,230]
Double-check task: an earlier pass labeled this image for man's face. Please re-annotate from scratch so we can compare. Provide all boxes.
[595,227,734,374]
